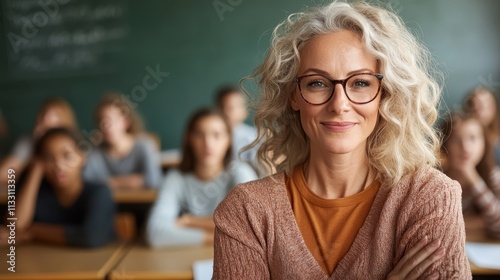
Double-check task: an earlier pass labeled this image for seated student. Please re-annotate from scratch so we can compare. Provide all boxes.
[146,108,258,248]
[11,128,116,247]
[441,111,500,238]
[215,86,260,169]
[464,86,500,165]
[0,98,77,184]
[83,93,162,189]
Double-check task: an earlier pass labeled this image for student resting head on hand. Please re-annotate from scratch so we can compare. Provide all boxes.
[463,86,500,165]
[212,1,471,279]
[4,128,116,248]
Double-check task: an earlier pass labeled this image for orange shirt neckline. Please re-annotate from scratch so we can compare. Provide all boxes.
[292,164,380,208]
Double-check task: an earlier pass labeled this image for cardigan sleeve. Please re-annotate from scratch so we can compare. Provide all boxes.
[397,177,471,279]
[213,185,270,279]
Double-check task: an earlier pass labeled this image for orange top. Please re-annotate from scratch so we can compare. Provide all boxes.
[285,164,380,275]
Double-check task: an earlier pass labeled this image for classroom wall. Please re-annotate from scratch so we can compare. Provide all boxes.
[0,0,499,154]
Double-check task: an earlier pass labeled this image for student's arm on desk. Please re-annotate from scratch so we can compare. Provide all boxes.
[145,170,208,248]
[29,223,66,245]
[177,214,215,232]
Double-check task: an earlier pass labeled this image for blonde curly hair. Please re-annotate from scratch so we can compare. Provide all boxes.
[246,0,443,185]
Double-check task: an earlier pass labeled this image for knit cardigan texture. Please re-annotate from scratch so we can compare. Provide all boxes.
[213,165,471,279]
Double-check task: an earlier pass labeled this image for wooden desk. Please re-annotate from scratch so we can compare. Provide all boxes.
[112,189,157,204]
[161,150,181,170]
[465,215,500,275]
[0,189,158,205]
[110,245,213,280]
[0,242,127,280]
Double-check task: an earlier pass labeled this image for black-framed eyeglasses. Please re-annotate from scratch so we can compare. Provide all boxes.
[295,73,384,105]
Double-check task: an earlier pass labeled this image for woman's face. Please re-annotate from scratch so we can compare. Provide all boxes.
[189,115,231,168]
[290,30,381,157]
[41,135,84,189]
[99,106,130,142]
[446,119,485,170]
[471,90,497,127]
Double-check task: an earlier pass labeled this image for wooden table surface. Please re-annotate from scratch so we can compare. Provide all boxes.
[109,244,213,280]
[0,189,158,205]
[0,242,127,280]
[112,189,158,204]
[464,215,500,275]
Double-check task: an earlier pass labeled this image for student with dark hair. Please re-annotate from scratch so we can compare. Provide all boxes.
[145,108,257,248]
[4,128,116,248]
[83,92,162,189]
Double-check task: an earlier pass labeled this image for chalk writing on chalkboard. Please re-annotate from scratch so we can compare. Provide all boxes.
[2,0,130,79]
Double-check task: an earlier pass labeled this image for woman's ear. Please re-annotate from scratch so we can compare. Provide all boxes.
[290,91,300,111]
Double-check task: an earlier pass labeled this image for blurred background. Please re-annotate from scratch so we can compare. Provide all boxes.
[0,0,499,153]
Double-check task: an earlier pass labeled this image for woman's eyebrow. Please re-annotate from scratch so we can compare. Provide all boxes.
[300,68,376,78]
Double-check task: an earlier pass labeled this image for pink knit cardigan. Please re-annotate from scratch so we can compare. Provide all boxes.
[213,165,471,279]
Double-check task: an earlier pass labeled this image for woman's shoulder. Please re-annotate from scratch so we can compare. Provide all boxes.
[391,165,461,201]
[216,172,286,212]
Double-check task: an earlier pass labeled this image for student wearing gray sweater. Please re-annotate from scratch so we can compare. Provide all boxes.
[83,93,162,189]
[146,108,258,248]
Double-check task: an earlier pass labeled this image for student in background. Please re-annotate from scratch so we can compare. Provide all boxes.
[4,128,116,247]
[146,108,258,248]
[464,86,500,164]
[216,86,259,169]
[441,111,500,239]
[83,93,162,190]
[0,99,77,183]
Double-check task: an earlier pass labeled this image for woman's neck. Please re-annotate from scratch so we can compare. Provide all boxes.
[106,134,135,158]
[194,162,225,181]
[54,178,84,208]
[304,147,375,199]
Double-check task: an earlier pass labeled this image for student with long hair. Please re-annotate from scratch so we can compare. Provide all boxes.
[83,93,162,189]
[441,111,500,239]
[464,86,500,164]
[146,108,257,248]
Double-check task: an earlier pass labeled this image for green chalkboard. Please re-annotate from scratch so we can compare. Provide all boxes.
[0,0,499,154]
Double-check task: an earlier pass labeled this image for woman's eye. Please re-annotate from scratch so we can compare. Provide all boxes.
[353,80,371,87]
[307,80,327,88]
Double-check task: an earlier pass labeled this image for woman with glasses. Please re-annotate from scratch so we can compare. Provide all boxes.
[213,1,470,279]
